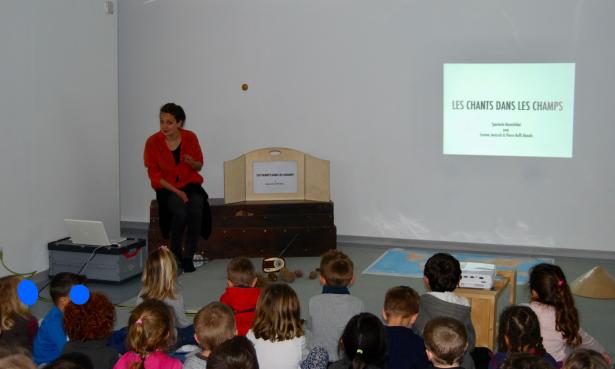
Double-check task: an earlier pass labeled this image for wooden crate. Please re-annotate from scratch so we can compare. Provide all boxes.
[148,198,336,259]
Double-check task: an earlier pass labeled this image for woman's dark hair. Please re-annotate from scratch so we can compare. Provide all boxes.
[160,103,186,125]
[497,305,545,354]
[207,336,259,369]
[423,253,462,292]
[340,313,387,369]
[529,263,580,346]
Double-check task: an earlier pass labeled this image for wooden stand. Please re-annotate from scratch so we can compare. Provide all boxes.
[454,269,517,351]
[148,198,336,258]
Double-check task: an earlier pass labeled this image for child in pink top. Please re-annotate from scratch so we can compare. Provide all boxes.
[528,263,610,364]
[114,299,181,369]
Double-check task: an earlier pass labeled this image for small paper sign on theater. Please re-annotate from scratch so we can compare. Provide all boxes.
[253,161,298,194]
[224,147,330,204]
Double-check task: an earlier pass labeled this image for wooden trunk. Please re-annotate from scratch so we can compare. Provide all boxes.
[148,198,336,259]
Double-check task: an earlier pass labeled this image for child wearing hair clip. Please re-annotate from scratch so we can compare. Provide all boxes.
[113,299,181,369]
[329,312,388,369]
[136,246,195,347]
[527,263,610,364]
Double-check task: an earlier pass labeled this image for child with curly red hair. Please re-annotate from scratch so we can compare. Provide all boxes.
[62,292,118,369]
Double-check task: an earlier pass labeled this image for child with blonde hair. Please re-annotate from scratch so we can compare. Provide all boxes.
[0,275,39,351]
[183,302,236,369]
[136,246,193,346]
[247,283,328,369]
[528,264,610,363]
[113,299,181,369]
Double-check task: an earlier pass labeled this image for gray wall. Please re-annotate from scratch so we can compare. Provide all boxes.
[119,1,615,253]
[0,1,119,276]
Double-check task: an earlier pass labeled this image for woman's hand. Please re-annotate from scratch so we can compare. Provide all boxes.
[176,190,189,203]
[184,155,202,171]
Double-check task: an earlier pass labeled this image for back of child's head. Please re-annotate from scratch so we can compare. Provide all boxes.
[320,249,354,287]
[562,349,610,369]
[423,317,467,366]
[501,353,553,369]
[50,273,85,305]
[529,263,580,346]
[45,352,94,369]
[194,302,236,352]
[384,285,420,319]
[0,354,36,369]
[127,299,175,368]
[207,336,259,369]
[251,283,303,341]
[340,312,387,369]
[227,257,256,287]
[0,276,30,331]
[423,253,461,292]
[63,292,115,342]
[497,305,545,354]
[140,246,177,300]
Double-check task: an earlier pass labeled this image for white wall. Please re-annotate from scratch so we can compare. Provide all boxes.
[0,1,119,276]
[119,1,615,253]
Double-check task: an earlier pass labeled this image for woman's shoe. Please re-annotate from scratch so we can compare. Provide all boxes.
[182,258,196,273]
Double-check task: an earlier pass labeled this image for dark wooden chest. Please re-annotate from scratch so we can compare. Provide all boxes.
[148,198,336,259]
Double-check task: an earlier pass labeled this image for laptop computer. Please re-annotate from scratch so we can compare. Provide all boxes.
[64,219,126,246]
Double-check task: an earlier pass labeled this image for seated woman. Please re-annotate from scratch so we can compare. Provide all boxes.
[144,102,211,272]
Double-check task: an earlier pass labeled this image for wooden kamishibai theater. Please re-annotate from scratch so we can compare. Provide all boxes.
[148,147,336,258]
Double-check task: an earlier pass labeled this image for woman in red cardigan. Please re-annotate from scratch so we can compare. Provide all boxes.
[144,103,211,272]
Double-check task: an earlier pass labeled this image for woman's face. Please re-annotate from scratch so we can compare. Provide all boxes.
[159,112,182,138]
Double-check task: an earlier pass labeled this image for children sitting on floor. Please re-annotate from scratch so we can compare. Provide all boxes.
[307,249,364,361]
[382,286,429,369]
[219,257,260,336]
[329,312,388,369]
[183,302,236,369]
[33,272,85,365]
[247,283,328,369]
[62,292,119,369]
[113,299,181,369]
[490,305,556,369]
[206,336,259,369]
[136,246,194,347]
[424,317,468,369]
[414,253,476,369]
[0,275,39,351]
[528,263,610,364]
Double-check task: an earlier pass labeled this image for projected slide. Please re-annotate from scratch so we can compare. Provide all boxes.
[443,63,575,158]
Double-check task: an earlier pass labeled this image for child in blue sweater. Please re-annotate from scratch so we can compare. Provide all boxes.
[33,272,84,365]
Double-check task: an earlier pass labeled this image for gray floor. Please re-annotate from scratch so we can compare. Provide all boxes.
[32,236,615,356]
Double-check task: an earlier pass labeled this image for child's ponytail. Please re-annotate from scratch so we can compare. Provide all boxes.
[553,278,581,346]
[127,299,176,369]
[340,313,387,369]
[529,263,581,347]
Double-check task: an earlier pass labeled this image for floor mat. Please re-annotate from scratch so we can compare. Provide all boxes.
[362,248,554,284]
